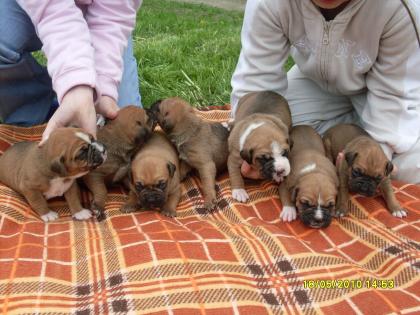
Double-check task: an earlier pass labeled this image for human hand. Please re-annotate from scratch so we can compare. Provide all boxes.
[240,160,263,179]
[96,95,119,120]
[40,85,96,146]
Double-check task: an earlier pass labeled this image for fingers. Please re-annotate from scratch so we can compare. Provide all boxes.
[97,96,119,119]
[240,161,262,179]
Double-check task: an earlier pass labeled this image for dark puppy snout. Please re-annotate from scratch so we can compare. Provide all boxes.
[140,190,165,209]
[89,141,107,167]
[299,207,332,229]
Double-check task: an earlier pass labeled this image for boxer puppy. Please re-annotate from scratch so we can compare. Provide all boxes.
[323,124,407,218]
[228,91,292,202]
[121,131,181,217]
[0,128,106,222]
[148,97,228,210]
[278,125,338,228]
[83,105,155,221]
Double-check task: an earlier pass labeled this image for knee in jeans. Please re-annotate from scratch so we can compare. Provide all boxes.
[0,41,21,64]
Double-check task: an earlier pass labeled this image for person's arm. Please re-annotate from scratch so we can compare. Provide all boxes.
[230,0,290,114]
[85,0,142,104]
[16,0,96,103]
[362,4,420,159]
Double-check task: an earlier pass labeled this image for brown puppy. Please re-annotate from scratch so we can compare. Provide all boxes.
[323,123,406,218]
[121,131,182,217]
[279,125,338,228]
[0,128,106,222]
[83,105,155,221]
[228,91,292,202]
[148,97,229,210]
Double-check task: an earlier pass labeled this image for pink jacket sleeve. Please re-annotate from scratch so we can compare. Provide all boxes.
[16,0,142,104]
[17,0,97,103]
[85,0,142,101]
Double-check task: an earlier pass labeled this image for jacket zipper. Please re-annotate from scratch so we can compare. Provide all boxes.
[321,21,331,89]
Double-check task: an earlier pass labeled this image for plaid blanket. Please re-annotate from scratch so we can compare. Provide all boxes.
[0,109,419,315]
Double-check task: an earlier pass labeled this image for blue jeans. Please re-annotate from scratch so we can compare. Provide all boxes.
[0,0,141,126]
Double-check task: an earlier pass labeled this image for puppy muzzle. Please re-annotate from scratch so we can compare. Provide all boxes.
[140,190,166,209]
[349,178,377,197]
[88,141,107,168]
[299,207,332,229]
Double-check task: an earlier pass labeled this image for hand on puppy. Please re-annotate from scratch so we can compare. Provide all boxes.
[41,86,97,146]
[40,88,120,146]
[241,161,262,179]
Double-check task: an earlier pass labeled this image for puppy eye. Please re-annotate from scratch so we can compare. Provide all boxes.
[326,202,335,209]
[136,121,142,125]
[76,145,89,160]
[352,168,362,177]
[300,200,311,208]
[282,150,289,158]
[164,112,169,117]
[135,182,143,191]
[157,181,167,190]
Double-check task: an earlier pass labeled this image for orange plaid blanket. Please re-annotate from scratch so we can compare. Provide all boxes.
[0,109,419,315]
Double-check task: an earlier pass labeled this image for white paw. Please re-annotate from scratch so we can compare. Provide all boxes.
[73,209,92,221]
[392,209,407,218]
[232,188,249,202]
[41,211,59,222]
[280,206,297,222]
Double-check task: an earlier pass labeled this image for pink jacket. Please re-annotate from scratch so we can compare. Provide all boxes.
[17,0,142,103]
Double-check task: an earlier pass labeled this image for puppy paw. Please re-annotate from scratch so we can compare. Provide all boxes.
[120,203,137,214]
[73,209,92,221]
[91,202,106,221]
[334,208,348,218]
[232,188,249,203]
[41,211,59,222]
[280,206,297,222]
[161,209,177,218]
[392,209,408,218]
[204,199,217,211]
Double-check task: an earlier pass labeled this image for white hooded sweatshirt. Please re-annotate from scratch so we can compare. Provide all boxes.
[231,0,420,157]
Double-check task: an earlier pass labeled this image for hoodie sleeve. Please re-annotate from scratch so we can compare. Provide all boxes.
[230,0,290,115]
[85,0,143,102]
[362,3,420,159]
[16,0,97,104]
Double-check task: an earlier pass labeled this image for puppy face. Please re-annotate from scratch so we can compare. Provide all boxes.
[291,174,337,228]
[345,147,393,197]
[44,128,107,177]
[111,105,155,146]
[131,156,176,209]
[148,98,194,133]
[240,123,291,183]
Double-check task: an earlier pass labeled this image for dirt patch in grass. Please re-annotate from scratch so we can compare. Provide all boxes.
[171,0,245,11]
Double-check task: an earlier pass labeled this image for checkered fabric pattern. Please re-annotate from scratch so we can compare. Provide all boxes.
[0,108,419,315]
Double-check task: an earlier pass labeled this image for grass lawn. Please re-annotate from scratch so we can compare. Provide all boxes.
[135,0,243,108]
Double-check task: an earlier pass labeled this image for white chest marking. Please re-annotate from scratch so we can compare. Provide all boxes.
[300,163,316,175]
[239,122,265,151]
[43,172,88,199]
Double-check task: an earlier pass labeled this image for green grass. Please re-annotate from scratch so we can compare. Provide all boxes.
[34,0,294,108]
[135,0,244,107]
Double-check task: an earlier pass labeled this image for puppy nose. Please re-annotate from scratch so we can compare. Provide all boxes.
[276,169,285,177]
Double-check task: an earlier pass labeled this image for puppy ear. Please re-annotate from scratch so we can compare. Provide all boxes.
[291,186,300,203]
[240,148,254,164]
[50,156,67,176]
[145,111,157,131]
[167,162,176,178]
[385,161,394,176]
[288,138,294,151]
[344,151,358,166]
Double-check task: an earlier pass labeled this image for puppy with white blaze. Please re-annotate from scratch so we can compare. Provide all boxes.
[279,125,338,228]
[228,91,292,203]
[0,128,107,222]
